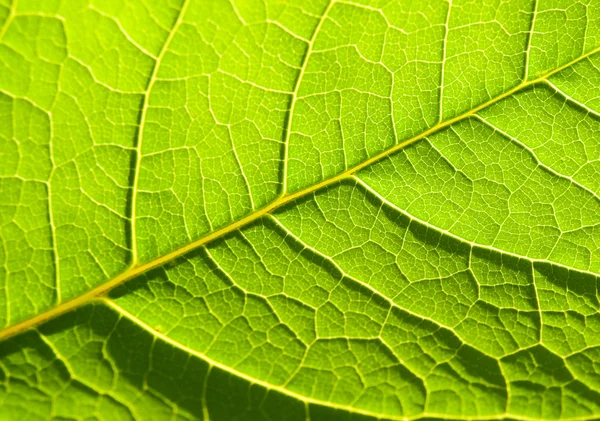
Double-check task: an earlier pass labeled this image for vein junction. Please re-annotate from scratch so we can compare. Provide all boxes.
[1,42,599,341]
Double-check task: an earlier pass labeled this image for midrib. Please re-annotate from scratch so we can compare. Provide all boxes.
[1,45,599,342]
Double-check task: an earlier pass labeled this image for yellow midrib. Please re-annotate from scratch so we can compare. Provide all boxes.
[1,45,599,342]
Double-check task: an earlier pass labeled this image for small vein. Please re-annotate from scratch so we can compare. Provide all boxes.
[475,113,600,201]
[2,40,600,344]
[353,175,600,279]
[439,0,452,123]
[101,298,599,421]
[268,214,450,335]
[0,0,16,43]
[281,0,336,195]
[523,0,539,81]
[87,4,157,60]
[129,0,191,265]
[544,78,600,119]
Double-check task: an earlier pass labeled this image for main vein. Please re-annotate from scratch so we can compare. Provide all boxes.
[1,43,599,343]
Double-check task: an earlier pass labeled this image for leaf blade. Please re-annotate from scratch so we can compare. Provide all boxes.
[2,0,600,419]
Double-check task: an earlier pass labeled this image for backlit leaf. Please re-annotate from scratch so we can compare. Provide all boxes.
[1,0,600,419]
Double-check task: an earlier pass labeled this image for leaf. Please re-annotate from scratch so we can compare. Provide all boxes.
[1,0,600,419]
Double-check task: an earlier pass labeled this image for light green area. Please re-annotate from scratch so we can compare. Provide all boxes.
[1,0,600,419]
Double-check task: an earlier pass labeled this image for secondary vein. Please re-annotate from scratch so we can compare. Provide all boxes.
[1,42,599,343]
[129,0,191,265]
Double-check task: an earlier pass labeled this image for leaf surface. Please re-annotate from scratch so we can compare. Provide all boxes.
[1,0,600,419]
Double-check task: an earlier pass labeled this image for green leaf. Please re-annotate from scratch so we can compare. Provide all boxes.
[1,0,600,419]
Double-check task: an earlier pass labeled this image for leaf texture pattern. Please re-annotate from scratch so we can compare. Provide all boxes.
[1,0,600,419]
